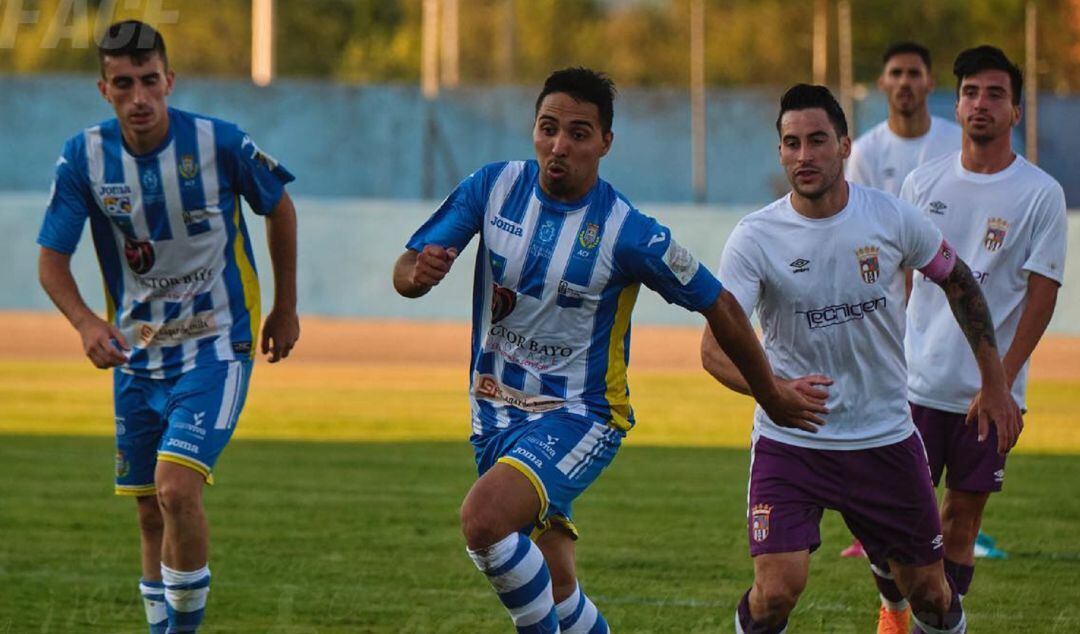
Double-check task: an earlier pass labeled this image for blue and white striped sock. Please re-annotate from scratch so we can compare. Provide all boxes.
[467,533,560,633]
[161,564,210,634]
[555,582,609,634]
[139,579,168,634]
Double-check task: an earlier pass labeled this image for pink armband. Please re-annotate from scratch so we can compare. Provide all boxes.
[918,239,956,283]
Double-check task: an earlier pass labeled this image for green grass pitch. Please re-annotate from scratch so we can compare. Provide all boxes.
[2,435,1079,632]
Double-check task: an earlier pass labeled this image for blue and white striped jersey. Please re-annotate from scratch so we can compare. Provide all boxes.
[408,160,722,436]
[38,107,294,378]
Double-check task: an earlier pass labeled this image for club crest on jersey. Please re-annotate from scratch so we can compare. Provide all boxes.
[178,154,199,180]
[751,504,772,542]
[141,169,159,192]
[984,217,1009,251]
[856,245,880,284]
[538,220,557,243]
[491,283,517,324]
[578,223,601,250]
[124,237,156,274]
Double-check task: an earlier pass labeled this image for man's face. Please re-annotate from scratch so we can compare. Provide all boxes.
[533,92,612,202]
[778,108,850,200]
[956,69,1020,144]
[879,53,933,117]
[98,53,174,138]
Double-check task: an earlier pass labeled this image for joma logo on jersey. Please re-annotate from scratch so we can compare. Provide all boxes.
[98,184,132,197]
[929,201,948,215]
[490,216,524,237]
[856,245,880,284]
[984,217,1009,251]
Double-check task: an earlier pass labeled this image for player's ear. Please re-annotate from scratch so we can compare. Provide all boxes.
[98,78,110,103]
[876,73,885,92]
[599,130,613,157]
[164,69,175,96]
[839,134,852,159]
[1012,103,1022,126]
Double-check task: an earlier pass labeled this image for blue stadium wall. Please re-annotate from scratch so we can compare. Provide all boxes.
[2,75,1075,204]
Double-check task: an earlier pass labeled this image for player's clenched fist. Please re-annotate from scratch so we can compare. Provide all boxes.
[394,244,459,298]
[415,244,459,286]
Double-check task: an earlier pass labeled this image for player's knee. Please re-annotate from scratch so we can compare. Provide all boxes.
[940,510,980,550]
[906,575,951,616]
[549,576,577,604]
[155,480,201,518]
[752,579,801,622]
[460,501,505,550]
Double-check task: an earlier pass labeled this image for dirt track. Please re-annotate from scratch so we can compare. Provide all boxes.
[3,311,1078,380]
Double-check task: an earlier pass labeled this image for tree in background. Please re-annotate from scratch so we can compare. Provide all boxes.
[2,0,1080,92]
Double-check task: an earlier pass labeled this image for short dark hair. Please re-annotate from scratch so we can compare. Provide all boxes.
[882,41,932,70]
[953,45,1023,105]
[97,20,168,75]
[776,84,848,138]
[535,67,616,134]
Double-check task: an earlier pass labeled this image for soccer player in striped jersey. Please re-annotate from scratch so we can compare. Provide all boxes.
[37,21,299,633]
[394,67,824,633]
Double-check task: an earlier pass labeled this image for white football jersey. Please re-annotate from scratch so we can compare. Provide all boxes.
[847,116,962,196]
[902,152,1067,413]
[719,183,944,450]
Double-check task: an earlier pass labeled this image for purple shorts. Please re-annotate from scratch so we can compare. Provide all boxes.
[747,432,943,567]
[911,402,1008,493]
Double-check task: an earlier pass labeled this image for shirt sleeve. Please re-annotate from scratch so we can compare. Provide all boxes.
[37,140,93,255]
[225,126,295,216]
[405,163,500,254]
[716,222,762,317]
[845,138,875,187]
[613,209,722,312]
[898,171,918,207]
[1022,182,1068,285]
[898,198,945,270]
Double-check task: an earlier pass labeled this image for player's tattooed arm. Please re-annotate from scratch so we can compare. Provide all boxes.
[936,257,997,355]
[933,256,1022,453]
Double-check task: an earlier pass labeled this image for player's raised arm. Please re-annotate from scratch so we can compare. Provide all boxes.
[700,290,829,433]
[925,253,1020,454]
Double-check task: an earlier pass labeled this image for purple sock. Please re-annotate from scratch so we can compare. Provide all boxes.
[737,589,788,634]
[943,558,974,596]
[869,561,907,608]
[911,573,965,633]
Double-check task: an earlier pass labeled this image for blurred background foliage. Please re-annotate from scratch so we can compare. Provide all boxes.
[1,0,1078,91]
